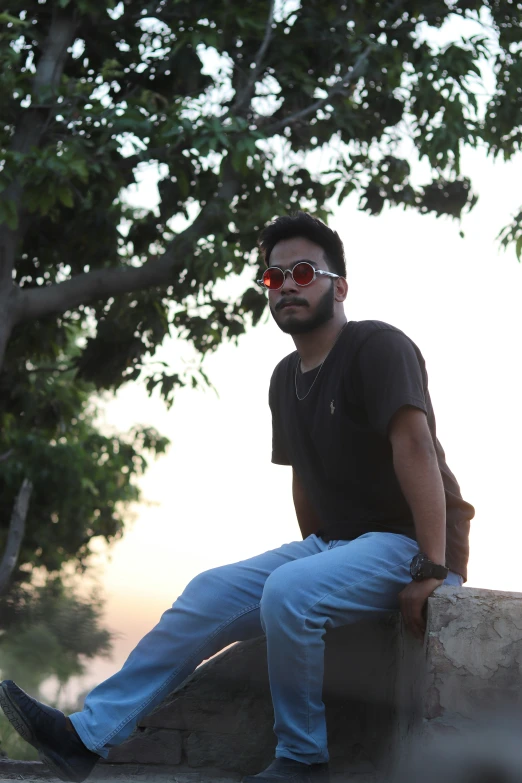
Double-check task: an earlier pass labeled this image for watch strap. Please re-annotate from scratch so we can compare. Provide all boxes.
[427,562,449,580]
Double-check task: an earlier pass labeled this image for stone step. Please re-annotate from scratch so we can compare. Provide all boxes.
[0,761,237,782]
[0,760,378,782]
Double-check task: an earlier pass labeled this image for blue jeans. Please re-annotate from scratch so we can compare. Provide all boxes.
[70,532,462,764]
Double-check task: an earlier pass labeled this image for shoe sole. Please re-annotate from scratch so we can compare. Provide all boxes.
[242,776,330,782]
[0,684,85,782]
[242,768,330,782]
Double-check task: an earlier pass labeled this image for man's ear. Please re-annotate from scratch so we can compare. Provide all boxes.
[335,277,349,302]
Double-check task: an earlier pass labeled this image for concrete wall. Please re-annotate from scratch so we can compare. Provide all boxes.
[423,586,522,730]
[107,618,409,779]
[106,586,522,779]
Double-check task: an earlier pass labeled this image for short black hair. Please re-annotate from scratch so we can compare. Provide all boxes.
[257,212,346,277]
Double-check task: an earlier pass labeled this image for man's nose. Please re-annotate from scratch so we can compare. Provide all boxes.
[280,269,298,292]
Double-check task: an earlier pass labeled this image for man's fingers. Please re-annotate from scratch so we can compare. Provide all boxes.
[400,598,426,640]
[412,614,426,640]
[399,579,442,641]
[410,600,426,637]
[405,613,424,640]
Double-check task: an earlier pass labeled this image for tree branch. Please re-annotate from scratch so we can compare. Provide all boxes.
[15,10,78,154]
[0,292,18,371]
[0,478,33,596]
[13,177,241,326]
[0,8,78,311]
[232,0,276,115]
[0,450,14,464]
[260,43,373,136]
[7,9,78,176]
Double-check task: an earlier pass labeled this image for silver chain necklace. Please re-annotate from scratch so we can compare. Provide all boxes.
[294,323,348,401]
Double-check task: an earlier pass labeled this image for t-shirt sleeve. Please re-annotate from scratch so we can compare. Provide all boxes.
[269,372,291,465]
[354,330,428,438]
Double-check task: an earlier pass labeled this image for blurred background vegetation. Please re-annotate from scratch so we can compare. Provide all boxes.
[0,577,112,759]
[0,322,168,757]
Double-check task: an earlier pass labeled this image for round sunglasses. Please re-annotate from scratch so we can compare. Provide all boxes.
[257,261,341,291]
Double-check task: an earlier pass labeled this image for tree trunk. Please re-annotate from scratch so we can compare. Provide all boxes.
[0,311,13,376]
[0,8,77,377]
[0,478,33,596]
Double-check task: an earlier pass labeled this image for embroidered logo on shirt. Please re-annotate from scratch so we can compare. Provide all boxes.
[330,399,335,415]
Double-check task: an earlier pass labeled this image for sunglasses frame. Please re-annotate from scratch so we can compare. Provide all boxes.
[257,261,341,291]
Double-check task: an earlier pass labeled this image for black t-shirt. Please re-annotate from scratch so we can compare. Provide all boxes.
[269,320,474,581]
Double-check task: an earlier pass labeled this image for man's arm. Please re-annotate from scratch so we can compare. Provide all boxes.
[292,469,322,540]
[388,405,446,640]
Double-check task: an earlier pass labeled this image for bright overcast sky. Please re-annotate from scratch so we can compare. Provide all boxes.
[47,140,522,707]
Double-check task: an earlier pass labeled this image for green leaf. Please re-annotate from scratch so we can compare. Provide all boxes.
[338,182,356,204]
[516,235,522,262]
[69,159,89,181]
[34,190,55,215]
[81,477,100,496]
[0,198,19,230]
[57,186,74,208]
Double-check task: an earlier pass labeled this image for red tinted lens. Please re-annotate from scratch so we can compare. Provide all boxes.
[263,268,284,289]
[292,262,315,285]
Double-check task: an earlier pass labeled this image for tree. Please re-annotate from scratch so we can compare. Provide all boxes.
[0,477,32,596]
[0,322,169,590]
[1,0,520,582]
[0,576,113,695]
[0,576,113,760]
[0,325,165,759]
[0,0,520,388]
[0,325,168,751]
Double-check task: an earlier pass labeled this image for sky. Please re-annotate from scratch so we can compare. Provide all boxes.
[45,140,522,707]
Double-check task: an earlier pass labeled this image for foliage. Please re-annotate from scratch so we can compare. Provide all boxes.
[0,323,170,583]
[0,0,520,400]
[0,714,38,761]
[0,576,113,759]
[0,577,112,689]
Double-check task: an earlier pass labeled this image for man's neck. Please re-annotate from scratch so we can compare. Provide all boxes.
[292,316,348,372]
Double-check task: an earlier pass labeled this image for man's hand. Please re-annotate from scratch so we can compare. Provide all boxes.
[398,578,444,641]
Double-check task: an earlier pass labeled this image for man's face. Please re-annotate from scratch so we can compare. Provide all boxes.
[268,237,337,335]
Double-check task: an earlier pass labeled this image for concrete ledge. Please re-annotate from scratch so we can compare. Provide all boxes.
[107,586,522,776]
[6,587,518,781]
[392,585,522,770]
[424,586,522,721]
[108,612,413,778]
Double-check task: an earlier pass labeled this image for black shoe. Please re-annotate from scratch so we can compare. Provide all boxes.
[0,680,99,782]
[242,757,330,782]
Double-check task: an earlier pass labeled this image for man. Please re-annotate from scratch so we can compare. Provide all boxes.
[0,212,474,783]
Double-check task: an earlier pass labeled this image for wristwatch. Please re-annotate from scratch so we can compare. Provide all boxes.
[410,553,449,582]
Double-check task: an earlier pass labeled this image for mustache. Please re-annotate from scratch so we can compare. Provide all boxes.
[275,297,310,312]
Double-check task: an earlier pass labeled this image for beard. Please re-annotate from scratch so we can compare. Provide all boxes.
[270,282,335,335]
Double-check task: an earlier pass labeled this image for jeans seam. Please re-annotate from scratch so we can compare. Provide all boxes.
[95,601,261,750]
[303,648,323,756]
[306,642,310,736]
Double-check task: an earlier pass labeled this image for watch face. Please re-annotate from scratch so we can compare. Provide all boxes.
[410,553,448,581]
[410,553,428,580]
